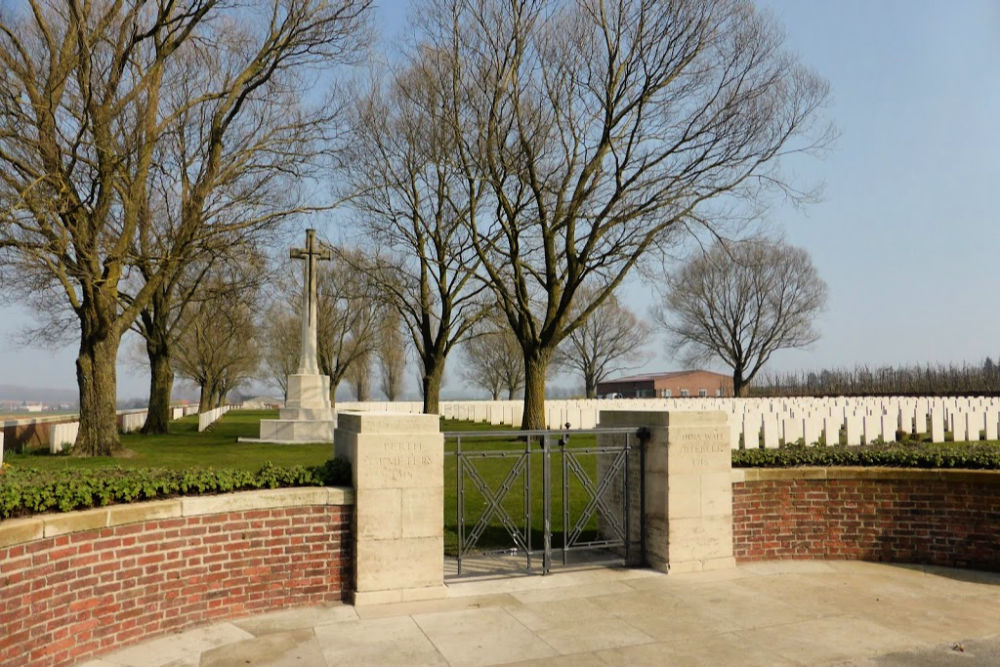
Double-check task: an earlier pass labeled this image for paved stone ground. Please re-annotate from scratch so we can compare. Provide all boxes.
[79,560,1000,667]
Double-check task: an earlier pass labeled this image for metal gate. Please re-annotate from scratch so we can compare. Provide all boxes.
[445,426,647,576]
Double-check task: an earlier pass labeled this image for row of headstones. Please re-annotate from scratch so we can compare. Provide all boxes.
[335,397,1000,446]
[49,405,201,453]
[737,410,1000,448]
[197,405,232,432]
[737,398,1000,448]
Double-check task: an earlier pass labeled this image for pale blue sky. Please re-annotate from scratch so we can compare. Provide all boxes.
[1,0,998,398]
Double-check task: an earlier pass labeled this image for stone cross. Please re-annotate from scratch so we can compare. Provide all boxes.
[290,229,332,375]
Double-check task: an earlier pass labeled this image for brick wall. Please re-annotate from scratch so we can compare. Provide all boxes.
[0,493,353,667]
[733,469,1000,570]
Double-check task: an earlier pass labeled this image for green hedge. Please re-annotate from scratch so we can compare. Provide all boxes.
[0,458,351,520]
[733,443,1000,470]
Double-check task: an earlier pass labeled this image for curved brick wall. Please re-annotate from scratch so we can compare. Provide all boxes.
[733,468,1000,571]
[0,488,354,667]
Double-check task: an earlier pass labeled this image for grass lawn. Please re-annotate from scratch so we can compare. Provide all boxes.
[441,419,623,556]
[6,410,332,471]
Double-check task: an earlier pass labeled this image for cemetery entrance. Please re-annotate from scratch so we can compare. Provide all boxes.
[444,426,647,577]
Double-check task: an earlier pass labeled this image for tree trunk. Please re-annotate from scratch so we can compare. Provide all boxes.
[422,357,444,414]
[198,383,216,412]
[356,381,370,402]
[585,374,597,399]
[520,348,551,430]
[733,367,748,398]
[75,323,122,456]
[142,339,173,434]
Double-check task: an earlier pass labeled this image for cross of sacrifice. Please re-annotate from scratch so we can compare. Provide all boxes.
[290,229,332,375]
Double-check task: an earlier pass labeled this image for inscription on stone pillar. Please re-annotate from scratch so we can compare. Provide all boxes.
[598,410,735,574]
[335,412,445,605]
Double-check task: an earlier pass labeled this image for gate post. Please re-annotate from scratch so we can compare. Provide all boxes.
[334,412,446,604]
[599,410,735,573]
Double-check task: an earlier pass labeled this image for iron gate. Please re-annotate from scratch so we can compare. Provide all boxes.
[445,426,648,576]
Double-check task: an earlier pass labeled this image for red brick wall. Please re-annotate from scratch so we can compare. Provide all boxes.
[733,477,1000,570]
[0,505,352,667]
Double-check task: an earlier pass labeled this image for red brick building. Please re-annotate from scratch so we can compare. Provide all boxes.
[596,370,734,398]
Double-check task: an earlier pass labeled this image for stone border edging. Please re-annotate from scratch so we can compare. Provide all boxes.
[731,465,1000,484]
[0,486,355,548]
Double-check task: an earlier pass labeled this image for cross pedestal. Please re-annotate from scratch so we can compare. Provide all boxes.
[242,229,337,444]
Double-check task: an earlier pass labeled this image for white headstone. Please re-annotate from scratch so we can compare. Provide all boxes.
[762,416,779,449]
[845,416,862,446]
[803,416,822,446]
[823,417,840,447]
[986,411,999,441]
[880,414,896,443]
[952,412,968,442]
[930,409,945,443]
[782,417,804,445]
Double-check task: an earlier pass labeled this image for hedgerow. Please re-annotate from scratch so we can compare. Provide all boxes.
[0,458,350,520]
[732,443,1000,469]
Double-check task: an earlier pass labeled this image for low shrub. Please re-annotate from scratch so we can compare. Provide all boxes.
[0,458,351,520]
[733,443,1000,470]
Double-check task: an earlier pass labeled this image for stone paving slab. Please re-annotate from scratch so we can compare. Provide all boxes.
[80,561,1000,667]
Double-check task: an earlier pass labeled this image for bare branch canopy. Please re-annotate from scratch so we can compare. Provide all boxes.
[656,237,828,397]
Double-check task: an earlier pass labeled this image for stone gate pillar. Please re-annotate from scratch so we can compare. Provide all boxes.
[334,412,446,605]
[599,410,735,573]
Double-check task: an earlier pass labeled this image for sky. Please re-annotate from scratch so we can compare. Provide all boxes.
[1,0,998,400]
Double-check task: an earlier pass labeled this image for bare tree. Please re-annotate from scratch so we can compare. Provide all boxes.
[416,0,832,428]
[346,350,373,401]
[377,311,407,401]
[554,291,651,398]
[132,244,268,432]
[460,316,525,400]
[753,359,1000,398]
[173,279,261,411]
[128,12,351,435]
[341,56,486,414]
[259,303,300,400]
[316,248,382,403]
[0,0,372,454]
[655,238,828,397]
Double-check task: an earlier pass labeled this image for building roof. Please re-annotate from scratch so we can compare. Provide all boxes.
[600,370,730,383]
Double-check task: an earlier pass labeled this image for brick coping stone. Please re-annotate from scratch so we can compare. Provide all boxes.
[0,486,355,548]
[731,465,1000,485]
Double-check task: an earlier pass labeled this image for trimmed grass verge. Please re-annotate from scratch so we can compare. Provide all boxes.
[733,442,1000,469]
